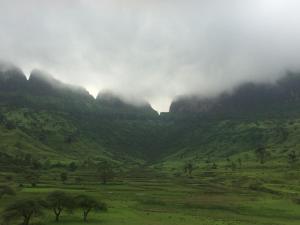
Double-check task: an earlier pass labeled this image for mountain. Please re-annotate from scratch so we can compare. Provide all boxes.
[170,72,300,117]
[0,63,27,91]
[1,62,300,168]
[0,64,162,165]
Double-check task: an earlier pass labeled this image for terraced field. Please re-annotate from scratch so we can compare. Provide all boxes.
[1,165,300,225]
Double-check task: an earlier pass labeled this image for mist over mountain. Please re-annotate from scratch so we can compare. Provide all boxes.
[29,69,91,97]
[2,62,300,117]
[97,92,157,115]
[170,72,300,115]
[0,63,157,116]
[0,63,162,161]
[2,2,300,224]
[0,63,27,91]
[2,62,300,162]
[2,1,300,111]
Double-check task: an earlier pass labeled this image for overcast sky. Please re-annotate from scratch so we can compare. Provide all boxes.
[1,0,300,112]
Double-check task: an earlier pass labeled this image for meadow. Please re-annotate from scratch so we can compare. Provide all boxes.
[1,68,300,225]
[1,161,300,225]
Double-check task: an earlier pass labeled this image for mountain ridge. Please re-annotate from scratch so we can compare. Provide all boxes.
[1,62,300,166]
[170,72,300,115]
[0,64,157,116]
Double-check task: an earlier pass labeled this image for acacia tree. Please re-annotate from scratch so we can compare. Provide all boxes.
[231,162,237,171]
[2,198,45,225]
[68,162,77,172]
[24,171,40,187]
[75,195,107,222]
[46,191,74,222]
[60,172,68,184]
[0,185,15,199]
[183,162,194,176]
[211,162,218,169]
[288,150,297,167]
[237,158,242,169]
[97,161,114,185]
[255,147,270,164]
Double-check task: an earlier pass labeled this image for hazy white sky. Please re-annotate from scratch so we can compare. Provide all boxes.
[1,0,300,112]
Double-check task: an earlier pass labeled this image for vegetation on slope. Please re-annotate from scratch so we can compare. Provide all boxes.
[1,64,300,225]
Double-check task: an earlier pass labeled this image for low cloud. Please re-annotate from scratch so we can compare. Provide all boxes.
[1,0,300,111]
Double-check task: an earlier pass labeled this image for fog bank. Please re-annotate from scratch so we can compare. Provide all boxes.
[1,0,300,111]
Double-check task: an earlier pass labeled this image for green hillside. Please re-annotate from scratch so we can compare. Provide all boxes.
[1,64,300,167]
[1,65,300,225]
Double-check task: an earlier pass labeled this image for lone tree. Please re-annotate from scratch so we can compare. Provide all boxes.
[60,172,68,184]
[211,162,218,169]
[75,195,107,222]
[183,161,194,176]
[237,158,242,169]
[0,185,15,199]
[231,162,237,171]
[255,147,270,164]
[97,161,114,185]
[24,171,40,187]
[68,162,77,172]
[2,198,45,225]
[46,191,74,222]
[288,150,297,167]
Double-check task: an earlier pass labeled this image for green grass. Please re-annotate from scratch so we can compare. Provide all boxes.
[1,163,300,225]
[2,82,300,224]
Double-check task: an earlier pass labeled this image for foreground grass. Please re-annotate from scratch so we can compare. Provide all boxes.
[1,166,300,225]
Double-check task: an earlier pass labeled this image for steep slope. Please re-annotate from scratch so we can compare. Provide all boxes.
[1,62,300,167]
[162,72,300,165]
[0,64,163,163]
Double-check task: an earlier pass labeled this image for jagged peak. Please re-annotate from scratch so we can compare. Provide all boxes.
[0,61,26,80]
[29,69,61,86]
[29,69,91,96]
[0,60,20,72]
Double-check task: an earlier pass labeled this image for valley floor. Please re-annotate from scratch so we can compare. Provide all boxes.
[1,165,300,225]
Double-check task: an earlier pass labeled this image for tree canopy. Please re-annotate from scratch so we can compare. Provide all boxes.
[75,194,107,222]
[46,191,74,222]
[2,198,45,225]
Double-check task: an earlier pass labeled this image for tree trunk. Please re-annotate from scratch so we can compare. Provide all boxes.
[83,209,91,222]
[55,213,60,222]
[54,208,61,222]
[83,211,88,222]
[23,215,31,225]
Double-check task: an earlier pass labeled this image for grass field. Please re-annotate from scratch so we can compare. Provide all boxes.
[1,163,300,225]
